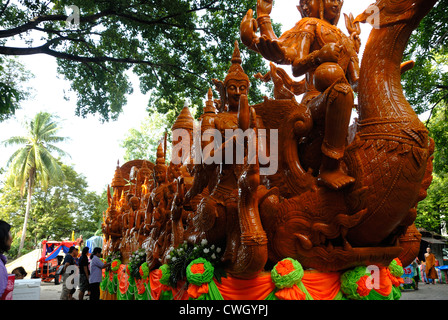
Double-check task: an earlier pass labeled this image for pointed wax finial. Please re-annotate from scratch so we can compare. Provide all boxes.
[111,162,126,188]
[204,87,216,114]
[172,103,194,131]
[224,40,249,86]
[231,40,242,65]
[156,141,166,166]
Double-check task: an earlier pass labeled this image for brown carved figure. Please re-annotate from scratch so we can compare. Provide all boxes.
[142,142,172,269]
[241,0,360,190]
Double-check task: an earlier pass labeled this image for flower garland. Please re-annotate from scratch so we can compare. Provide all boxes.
[387,258,404,300]
[128,248,147,280]
[135,263,151,300]
[270,258,311,300]
[159,264,171,286]
[340,261,404,300]
[105,251,122,272]
[187,258,214,286]
[166,239,224,288]
[186,258,223,300]
[111,259,121,272]
[139,262,150,280]
[340,266,373,300]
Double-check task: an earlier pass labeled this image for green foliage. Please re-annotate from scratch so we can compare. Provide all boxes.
[401,0,448,235]
[416,173,448,233]
[1,111,70,255]
[427,106,448,174]
[402,0,448,116]
[3,111,68,194]
[0,57,34,121]
[0,164,107,259]
[0,0,273,122]
[120,108,173,163]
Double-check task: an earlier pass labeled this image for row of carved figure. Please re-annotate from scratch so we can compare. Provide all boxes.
[102,0,437,279]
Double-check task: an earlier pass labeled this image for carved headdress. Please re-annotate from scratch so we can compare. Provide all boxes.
[224,40,250,87]
[213,40,250,112]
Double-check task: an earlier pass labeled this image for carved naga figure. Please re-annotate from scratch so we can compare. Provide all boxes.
[236,0,436,272]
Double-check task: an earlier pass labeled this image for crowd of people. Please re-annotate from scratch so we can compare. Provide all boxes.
[0,219,110,300]
[57,244,110,300]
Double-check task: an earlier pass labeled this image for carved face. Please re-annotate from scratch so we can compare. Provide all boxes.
[154,167,167,184]
[323,0,342,23]
[226,79,248,111]
[299,0,320,18]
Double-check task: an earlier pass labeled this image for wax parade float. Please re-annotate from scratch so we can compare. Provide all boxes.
[99,0,438,300]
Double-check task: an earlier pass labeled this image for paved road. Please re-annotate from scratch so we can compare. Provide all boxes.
[36,280,448,300]
[400,282,448,300]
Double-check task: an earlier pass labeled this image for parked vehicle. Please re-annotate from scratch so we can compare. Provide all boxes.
[31,240,77,284]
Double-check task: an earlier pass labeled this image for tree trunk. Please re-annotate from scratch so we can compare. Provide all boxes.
[18,171,34,257]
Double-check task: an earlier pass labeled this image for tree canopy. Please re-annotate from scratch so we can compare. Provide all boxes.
[2,111,68,255]
[120,108,173,163]
[0,0,277,122]
[401,0,448,118]
[0,163,107,258]
[401,0,448,235]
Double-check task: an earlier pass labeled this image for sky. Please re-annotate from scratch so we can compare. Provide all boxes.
[0,1,382,193]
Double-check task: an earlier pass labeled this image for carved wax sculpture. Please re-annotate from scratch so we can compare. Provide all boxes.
[238,0,435,271]
[102,160,155,261]
[102,0,436,278]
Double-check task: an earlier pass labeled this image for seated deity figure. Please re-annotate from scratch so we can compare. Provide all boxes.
[241,0,360,190]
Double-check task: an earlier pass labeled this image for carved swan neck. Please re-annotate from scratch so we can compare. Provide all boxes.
[357,0,438,123]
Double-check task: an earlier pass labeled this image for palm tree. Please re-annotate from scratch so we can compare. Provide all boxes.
[3,112,69,256]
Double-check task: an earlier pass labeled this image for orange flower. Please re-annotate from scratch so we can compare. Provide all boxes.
[386,268,404,287]
[187,283,209,299]
[118,265,129,295]
[275,286,306,300]
[356,275,372,297]
[191,263,205,274]
[275,259,295,276]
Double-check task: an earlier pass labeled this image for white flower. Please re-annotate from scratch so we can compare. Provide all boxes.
[211,254,216,259]
[201,239,208,246]
[210,245,215,250]
[216,247,221,253]
[203,248,210,254]
[172,257,177,262]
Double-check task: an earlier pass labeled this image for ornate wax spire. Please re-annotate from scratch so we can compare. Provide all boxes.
[111,160,126,189]
[204,87,217,114]
[224,40,250,86]
[172,101,194,132]
[155,141,166,168]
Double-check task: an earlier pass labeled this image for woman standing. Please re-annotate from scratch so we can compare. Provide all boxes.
[0,220,13,299]
[78,246,90,300]
[89,247,110,300]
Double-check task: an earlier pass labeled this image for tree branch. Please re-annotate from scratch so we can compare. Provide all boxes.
[425,91,448,127]
[0,10,114,39]
[0,0,220,39]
